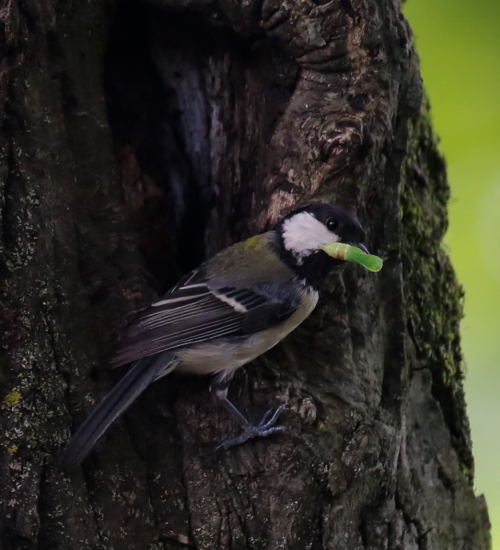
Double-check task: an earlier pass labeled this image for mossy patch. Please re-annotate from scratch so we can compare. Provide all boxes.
[2,391,23,408]
[401,96,473,481]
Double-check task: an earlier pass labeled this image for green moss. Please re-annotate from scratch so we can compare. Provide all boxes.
[2,391,23,408]
[401,96,473,480]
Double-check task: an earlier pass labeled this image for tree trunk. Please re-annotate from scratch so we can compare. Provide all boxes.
[0,0,491,549]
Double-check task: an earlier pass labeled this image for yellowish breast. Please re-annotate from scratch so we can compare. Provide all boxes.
[174,287,318,377]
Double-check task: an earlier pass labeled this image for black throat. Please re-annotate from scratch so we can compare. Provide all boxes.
[270,231,342,289]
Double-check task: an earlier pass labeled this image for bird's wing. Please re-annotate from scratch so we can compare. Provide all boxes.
[110,268,300,367]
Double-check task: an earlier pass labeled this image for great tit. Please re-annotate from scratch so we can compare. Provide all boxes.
[61,203,370,467]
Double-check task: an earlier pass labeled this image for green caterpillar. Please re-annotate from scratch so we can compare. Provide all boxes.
[321,243,383,272]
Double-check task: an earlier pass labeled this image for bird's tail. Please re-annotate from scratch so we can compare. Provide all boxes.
[61,352,176,468]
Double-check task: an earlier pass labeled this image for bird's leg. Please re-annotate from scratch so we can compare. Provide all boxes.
[209,375,287,450]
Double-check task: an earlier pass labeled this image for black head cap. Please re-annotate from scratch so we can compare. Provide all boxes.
[273,203,367,287]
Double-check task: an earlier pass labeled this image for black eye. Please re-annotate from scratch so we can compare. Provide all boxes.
[326,218,339,232]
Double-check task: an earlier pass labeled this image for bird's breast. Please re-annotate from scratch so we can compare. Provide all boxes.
[174,287,318,376]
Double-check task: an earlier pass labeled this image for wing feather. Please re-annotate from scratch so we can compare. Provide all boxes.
[110,268,300,367]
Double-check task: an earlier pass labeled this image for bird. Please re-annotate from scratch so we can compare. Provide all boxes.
[61,203,372,467]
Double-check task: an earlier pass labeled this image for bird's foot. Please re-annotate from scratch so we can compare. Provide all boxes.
[218,403,288,450]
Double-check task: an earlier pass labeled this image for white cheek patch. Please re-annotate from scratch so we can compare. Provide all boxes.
[282,211,339,260]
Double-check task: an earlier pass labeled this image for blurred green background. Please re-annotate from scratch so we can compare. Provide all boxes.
[404,0,500,545]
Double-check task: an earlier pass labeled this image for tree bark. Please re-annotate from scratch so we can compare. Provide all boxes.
[0,0,491,549]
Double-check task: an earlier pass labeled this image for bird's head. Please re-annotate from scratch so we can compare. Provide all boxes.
[275,203,370,286]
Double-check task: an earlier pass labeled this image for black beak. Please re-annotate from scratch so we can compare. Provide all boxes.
[357,243,370,254]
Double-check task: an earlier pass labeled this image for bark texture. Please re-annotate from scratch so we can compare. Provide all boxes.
[0,0,491,549]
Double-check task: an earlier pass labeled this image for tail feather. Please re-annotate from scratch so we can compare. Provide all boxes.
[61,352,175,468]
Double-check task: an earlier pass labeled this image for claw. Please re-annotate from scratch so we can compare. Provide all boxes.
[257,408,275,426]
[218,403,288,450]
[258,403,287,429]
